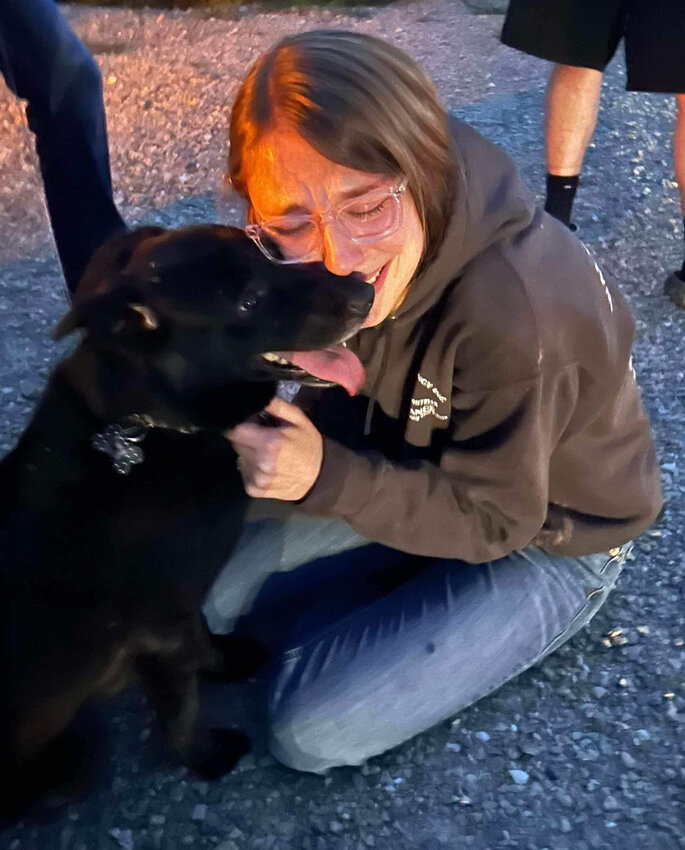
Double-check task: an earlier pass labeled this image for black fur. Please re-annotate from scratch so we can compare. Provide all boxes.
[0,224,372,818]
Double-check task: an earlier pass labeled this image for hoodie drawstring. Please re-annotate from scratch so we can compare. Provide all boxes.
[363,317,395,436]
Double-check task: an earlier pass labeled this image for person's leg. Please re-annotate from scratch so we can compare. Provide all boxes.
[501,0,625,229]
[266,544,629,774]
[663,95,685,308]
[674,95,685,222]
[202,515,369,635]
[622,0,685,307]
[544,64,603,227]
[0,0,126,294]
[546,65,604,177]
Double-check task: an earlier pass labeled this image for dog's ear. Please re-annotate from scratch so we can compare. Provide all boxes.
[55,226,167,342]
[53,287,161,342]
[72,226,166,303]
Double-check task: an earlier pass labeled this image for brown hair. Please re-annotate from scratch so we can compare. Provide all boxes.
[228,30,457,271]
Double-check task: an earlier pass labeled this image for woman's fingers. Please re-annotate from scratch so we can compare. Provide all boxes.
[225,399,323,500]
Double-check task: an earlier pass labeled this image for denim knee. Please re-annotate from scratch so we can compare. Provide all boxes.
[269,712,362,775]
[269,666,373,776]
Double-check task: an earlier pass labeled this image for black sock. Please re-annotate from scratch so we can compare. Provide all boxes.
[544,174,579,227]
[680,217,685,279]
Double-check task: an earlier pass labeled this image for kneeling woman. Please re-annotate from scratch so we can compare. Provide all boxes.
[204,30,662,774]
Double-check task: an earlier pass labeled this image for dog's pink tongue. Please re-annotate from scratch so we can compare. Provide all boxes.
[277,345,365,396]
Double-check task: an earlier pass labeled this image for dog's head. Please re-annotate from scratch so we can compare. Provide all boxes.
[55,225,373,429]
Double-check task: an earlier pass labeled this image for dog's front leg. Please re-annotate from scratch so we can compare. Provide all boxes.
[198,614,270,682]
[135,651,250,779]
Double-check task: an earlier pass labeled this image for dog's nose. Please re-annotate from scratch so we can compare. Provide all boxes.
[347,283,375,317]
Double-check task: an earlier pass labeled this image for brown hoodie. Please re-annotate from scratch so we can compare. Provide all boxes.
[297,117,663,560]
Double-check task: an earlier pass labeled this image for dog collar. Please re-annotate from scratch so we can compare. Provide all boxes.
[91,415,200,475]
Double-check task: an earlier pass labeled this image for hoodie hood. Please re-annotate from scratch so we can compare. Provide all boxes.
[344,115,539,432]
[390,115,537,327]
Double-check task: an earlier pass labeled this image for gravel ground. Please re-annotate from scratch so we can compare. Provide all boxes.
[1,2,684,849]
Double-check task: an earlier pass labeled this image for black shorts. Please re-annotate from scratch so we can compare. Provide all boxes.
[501,0,685,93]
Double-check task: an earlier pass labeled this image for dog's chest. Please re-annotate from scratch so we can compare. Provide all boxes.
[4,430,248,607]
[92,430,247,565]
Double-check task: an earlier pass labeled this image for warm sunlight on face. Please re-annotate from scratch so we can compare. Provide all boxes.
[244,127,425,328]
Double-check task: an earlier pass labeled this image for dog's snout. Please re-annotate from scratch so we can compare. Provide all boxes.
[348,296,370,317]
[346,282,375,318]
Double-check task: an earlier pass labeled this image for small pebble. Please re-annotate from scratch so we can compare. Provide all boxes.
[603,795,620,811]
[109,829,134,850]
[620,751,638,769]
[559,816,572,833]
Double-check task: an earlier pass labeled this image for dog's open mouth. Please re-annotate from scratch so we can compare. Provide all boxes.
[261,344,365,396]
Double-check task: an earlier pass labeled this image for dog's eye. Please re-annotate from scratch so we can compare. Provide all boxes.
[238,291,259,313]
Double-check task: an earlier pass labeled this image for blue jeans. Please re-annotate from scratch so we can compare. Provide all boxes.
[204,517,630,774]
[0,0,125,292]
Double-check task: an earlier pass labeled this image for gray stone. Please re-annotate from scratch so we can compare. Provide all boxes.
[621,751,638,769]
[603,795,620,811]
[191,803,207,821]
[508,769,530,785]
[108,829,134,850]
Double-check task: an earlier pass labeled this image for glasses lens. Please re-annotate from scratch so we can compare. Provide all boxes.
[338,190,402,243]
[257,232,290,263]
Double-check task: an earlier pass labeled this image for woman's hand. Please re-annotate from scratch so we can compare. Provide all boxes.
[226,397,323,501]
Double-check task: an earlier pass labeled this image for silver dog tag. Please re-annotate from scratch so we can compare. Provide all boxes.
[92,424,146,475]
[276,380,302,403]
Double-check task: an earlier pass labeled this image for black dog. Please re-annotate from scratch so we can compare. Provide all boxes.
[0,224,372,816]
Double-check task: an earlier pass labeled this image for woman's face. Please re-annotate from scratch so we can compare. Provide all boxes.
[243,127,425,328]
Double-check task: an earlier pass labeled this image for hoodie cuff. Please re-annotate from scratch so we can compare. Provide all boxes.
[298,437,374,517]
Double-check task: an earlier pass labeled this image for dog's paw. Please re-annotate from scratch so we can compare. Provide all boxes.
[186,728,251,780]
[203,635,270,682]
[0,710,108,825]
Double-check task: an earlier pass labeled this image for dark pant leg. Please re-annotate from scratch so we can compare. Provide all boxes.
[265,544,627,773]
[501,0,626,71]
[624,0,685,93]
[0,0,126,293]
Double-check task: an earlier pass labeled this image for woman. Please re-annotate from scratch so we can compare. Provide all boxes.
[204,30,662,774]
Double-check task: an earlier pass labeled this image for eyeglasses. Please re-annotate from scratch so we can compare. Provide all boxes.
[244,179,408,265]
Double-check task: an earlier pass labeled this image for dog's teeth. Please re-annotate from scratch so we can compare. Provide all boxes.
[262,353,290,366]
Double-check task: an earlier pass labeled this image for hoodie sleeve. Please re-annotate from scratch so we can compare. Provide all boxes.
[297,363,580,562]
